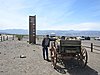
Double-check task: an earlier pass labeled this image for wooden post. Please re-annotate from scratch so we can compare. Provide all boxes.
[12,35,14,40]
[3,36,5,41]
[6,36,8,40]
[0,34,1,41]
[1,36,2,41]
[91,43,93,52]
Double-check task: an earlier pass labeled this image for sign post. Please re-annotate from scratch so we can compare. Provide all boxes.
[29,15,36,44]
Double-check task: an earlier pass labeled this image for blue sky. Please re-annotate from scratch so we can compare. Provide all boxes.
[0,0,100,30]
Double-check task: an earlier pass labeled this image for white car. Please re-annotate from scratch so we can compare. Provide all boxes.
[95,37,100,40]
[50,33,56,37]
[80,37,85,40]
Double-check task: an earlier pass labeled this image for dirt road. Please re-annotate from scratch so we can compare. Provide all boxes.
[0,40,100,75]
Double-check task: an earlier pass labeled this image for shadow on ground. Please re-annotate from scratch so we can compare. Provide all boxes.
[54,59,98,75]
[36,44,42,46]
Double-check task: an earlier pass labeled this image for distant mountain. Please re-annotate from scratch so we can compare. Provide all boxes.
[37,30,100,37]
[0,29,100,37]
[0,29,28,34]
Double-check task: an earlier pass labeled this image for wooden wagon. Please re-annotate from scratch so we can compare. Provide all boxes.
[50,40,88,68]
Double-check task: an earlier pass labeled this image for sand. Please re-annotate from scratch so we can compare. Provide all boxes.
[0,37,100,75]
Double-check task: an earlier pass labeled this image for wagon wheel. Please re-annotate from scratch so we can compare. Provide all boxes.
[50,43,57,68]
[78,47,88,67]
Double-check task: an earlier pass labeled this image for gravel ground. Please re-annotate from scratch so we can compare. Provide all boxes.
[0,39,100,75]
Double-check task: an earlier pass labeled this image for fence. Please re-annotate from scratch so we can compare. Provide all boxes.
[0,34,29,42]
[0,35,15,42]
[83,43,100,52]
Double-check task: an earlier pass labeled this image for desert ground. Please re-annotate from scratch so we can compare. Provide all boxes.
[0,35,100,75]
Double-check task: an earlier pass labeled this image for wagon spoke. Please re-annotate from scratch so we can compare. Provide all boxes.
[50,42,57,68]
[78,48,88,67]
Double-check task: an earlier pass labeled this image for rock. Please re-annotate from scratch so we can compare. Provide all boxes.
[20,55,26,58]
[4,53,6,55]
[27,45,30,47]
[0,71,4,73]
[33,50,35,51]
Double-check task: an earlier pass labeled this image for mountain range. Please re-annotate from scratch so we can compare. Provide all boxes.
[0,29,28,34]
[0,29,100,37]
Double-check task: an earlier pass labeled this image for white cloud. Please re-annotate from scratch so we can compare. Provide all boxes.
[37,22,100,30]
[0,0,29,30]
[0,0,76,30]
[0,0,100,31]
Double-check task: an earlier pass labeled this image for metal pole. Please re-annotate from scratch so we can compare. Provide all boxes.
[12,35,14,40]
[91,43,93,52]
[6,36,8,40]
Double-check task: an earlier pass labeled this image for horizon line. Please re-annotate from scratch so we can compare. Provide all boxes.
[0,29,100,31]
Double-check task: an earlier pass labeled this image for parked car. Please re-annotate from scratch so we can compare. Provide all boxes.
[80,36,85,40]
[80,37,85,40]
[95,37,100,40]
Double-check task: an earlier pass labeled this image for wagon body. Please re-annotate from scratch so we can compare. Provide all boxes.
[59,40,81,53]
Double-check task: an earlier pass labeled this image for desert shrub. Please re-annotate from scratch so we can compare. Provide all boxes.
[16,35,24,41]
